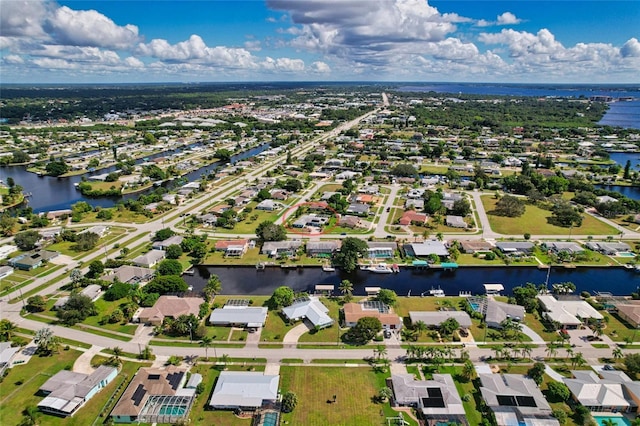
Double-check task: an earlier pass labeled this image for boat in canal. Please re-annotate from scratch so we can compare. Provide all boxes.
[363,263,394,274]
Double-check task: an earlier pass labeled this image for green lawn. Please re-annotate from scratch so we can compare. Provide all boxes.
[601,311,639,342]
[481,195,617,235]
[82,299,139,335]
[437,366,483,425]
[260,310,293,342]
[393,296,466,317]
[279,366,411,426]
[298,298,343,344]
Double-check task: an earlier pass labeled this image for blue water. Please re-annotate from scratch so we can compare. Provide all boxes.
[158,406,186,416]
[262,412,278,426]
[397,83,640,129]
[593,415,631,426]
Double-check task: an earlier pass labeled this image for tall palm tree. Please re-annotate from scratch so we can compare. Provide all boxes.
[200,336,213,360]
[112,347,123,363]
[462,359,476,381]
[414,321,427,337]
[205,275,222,301]
[546,344,558,360]
[521,344,534,361]
[339,280,353,301]
[374,345,387,361]
[566,347,574,360]
[220,353,230,369]
[0,319,17,342]
[571,352,586,369]
[612,347,624,362]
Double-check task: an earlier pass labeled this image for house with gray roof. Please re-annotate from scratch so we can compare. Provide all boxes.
[261,240,303,257]
[152,235,183,251]
[564,370,633,413]
[391,374,466,424]
[479,374,559,426]
[409,311,472,329]
[38,365,117,417]
[367,241,397,259]
[495,242,534,255]
[255,199,281,211]
[209,371,279,410]
[104,265,154,284]
[0,265,14,280]
[485,300,525,329]
[405,241,449,258]
[586,242,632,255]
[282,296,333,329]
[132,249,165,268]
[80,284,102,302]
[543,242,584,255]
[537,295,602,329]
[0,342,20,376]
[209,306,268,328]
[445,215,467,228]
[307,240,341,257]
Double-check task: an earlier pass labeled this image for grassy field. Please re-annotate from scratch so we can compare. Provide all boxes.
[279,366,406,426]
[481,195,617,235]
[394,296,466,317]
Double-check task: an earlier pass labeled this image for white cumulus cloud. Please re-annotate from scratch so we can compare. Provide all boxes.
[497,12,522,25]
[621,38,640,57]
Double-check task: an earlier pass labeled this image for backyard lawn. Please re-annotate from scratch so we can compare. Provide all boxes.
[481,195,617,235]
[298,298,344,344]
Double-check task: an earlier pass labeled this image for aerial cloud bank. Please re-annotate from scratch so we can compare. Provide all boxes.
[0,0,638,82]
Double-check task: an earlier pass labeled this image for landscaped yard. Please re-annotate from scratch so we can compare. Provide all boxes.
[298,298,344,344]
[481,195,617,235]
[0,349,146,426]
[261,310,293,342]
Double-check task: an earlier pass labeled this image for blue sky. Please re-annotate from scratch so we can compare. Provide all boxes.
[1,0,638,83]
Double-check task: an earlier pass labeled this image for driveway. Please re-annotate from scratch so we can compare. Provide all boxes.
[283,321,313,345]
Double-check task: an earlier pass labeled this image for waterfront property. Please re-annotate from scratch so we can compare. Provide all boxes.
[586,242,632,256]
[134,295,204,325]
[366,241,397,259]
[111,366,194,424]
[209,300,268,328]
[260,240,303,257]
[214,239,249,257]
[537,295,603,329]
[479,373,559,426]
[38,365,117,417]
[390,373,467,425]
[495,242,534,256]
[614,302,640,328]
[405,241,449,258]
[306,240,341,257]
[460,240,493,254]
[543,241,585,255]
[485,299,525,329]
[209,371,279,410]
[342,301,402,330]
[282,296,333,329]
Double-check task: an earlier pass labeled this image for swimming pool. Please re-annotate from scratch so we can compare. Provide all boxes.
[617,252,636,258]
[261,411,278,426]
[158,406,186,416]
[593,415,631,426]
[470,303,480,312]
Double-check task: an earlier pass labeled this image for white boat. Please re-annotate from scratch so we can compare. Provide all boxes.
[429,287,445,297]
[322,264,336,272]
[256,262,265,270]
[635,265,640,273]
[366,263,394,274]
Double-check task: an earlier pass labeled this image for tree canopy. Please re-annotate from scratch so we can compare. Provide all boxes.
[344,316,383,345]
[493,195,525,217]
[157,259,183,276]
[332,237,368,273]
[268,286,294,310]
[145,275,188,295]
[14,230,40,251]
[256,221,287,242]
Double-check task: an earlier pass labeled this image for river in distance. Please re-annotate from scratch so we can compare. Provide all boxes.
[184,265,640,297]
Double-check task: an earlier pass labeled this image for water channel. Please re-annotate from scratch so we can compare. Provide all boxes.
[0,143,271,212]
[183,265,640,296]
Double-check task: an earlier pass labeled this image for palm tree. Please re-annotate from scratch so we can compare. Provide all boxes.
[462,359,476,381]
[220,353,230,369]
[112,346,123,363]
[0,319,17,342]
[414,321,427,337]
[204,275,222,301]
[374,345,387,361]
[612,347,624,362]
[566,347,574,360]
[339,280,353,302]
[521,344,534,361]
[546,344,558,360]
[492,345,504,360]
[34,327,59,355]
[200,336,213,360]
[378,387,393,402]
[571,352,586,369]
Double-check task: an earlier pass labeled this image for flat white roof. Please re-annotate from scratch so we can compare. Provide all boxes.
[209,372,279,408]
[484,284,504,291]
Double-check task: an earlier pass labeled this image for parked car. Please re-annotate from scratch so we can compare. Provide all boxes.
[384,330,392,338]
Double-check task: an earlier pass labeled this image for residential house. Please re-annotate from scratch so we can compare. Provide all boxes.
[209,372,279,410]
[81,284,102,302]
[104,266,154,284]
[46,209,72,220]
[596,195,619,204]
[0,244,18,260]
[479,374,559,426]
[307,240,341,257]
[0,342,20,376]
[0,265,14,280]
[543,242,584,255]
[111,366,194,424]
[367,241,397,259]
[8,250,59,271]
[391,374,467,424]
[214,240,249,257]
[615,302,640,328]
[405,199,425,210]
[38,365,117,417]
[306,201,329,212]
[256,199,281,211]
[586,242,631,255]
[338,215,362,228]
[537,295,603,329]
[441,193,464,211]
[197,213,218,227]
[209,305,268,328]
[342,301,402,330]
[132,250,165,268]
[336,171,359,180]
[79,225,109,238]
[135,295,204,325]
[495,242,534,255]
[485,300,525,329]
[564,370,632,413]
[405,241,449,258]
[152,235,183,251]
[445,215,467,228]
[346,203,370,216]
[409,311,472,329]
[399,211,428,226]
[269,189,289,200]
[282,296,333,329]
[261,240,303,257]
[460,240,493,254]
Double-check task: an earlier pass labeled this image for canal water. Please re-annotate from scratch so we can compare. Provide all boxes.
[184,265,640,297]
[0,143,270,212]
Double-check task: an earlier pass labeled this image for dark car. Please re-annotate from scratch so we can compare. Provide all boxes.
[603,364,615,371]
[384,330,392,338]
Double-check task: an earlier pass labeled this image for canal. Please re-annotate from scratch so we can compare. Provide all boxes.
[0,143,271,212]
[183,265,640,296]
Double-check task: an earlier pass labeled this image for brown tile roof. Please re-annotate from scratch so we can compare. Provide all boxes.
[111,366,187,417]
[616,303,640,326]
[342,303,402,327]
[399,211,428,225]
[214,239,248,250]
[138,296,204,323]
